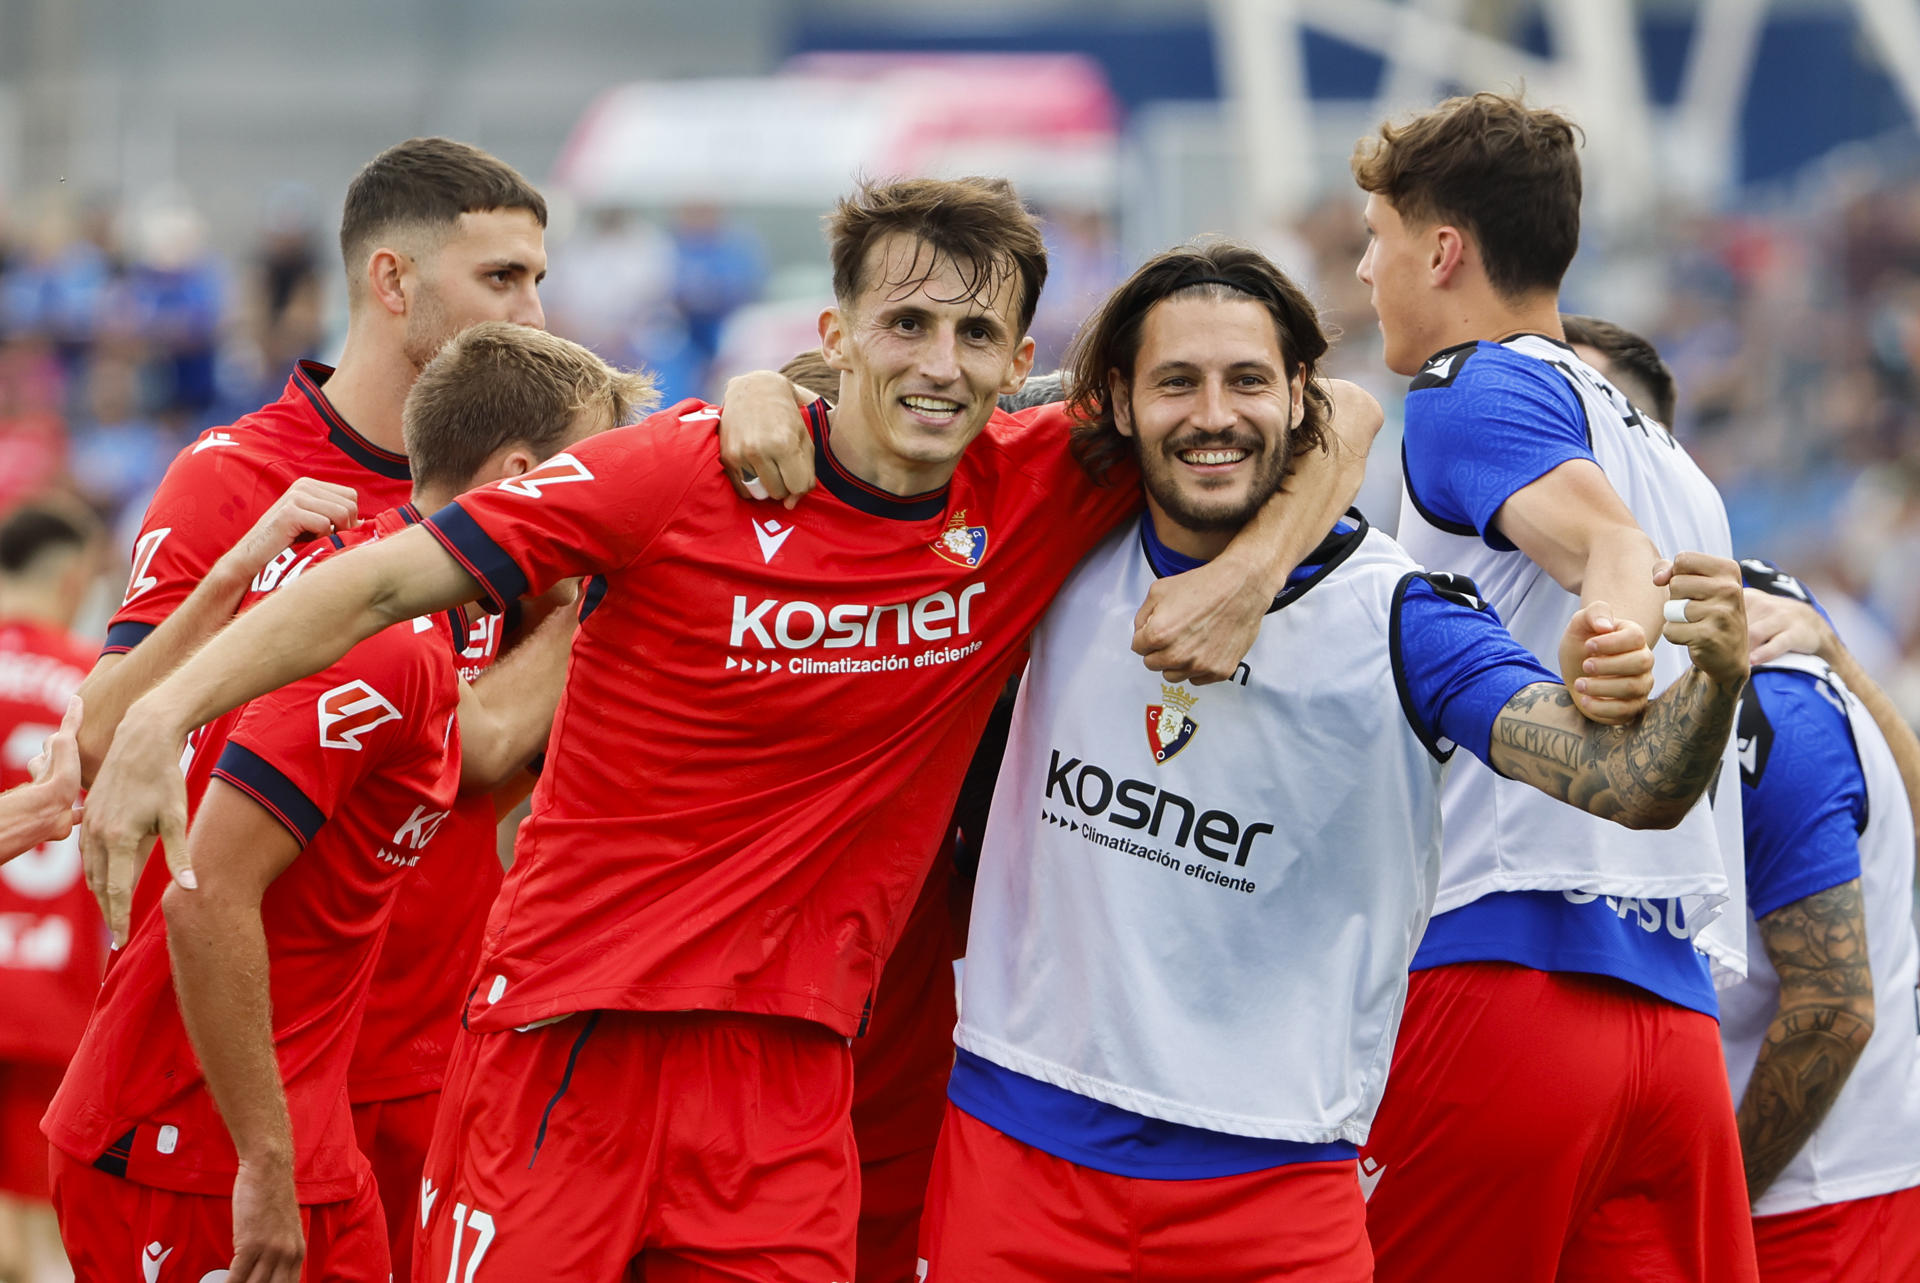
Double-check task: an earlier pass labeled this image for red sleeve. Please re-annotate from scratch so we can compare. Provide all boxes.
[210,622,441,844]
[1002,401,1142,548]
[105,442,292,652]
[420,405,709,612]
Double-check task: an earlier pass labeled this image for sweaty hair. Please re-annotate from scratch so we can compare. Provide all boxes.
[0,503,99,577]
[339,138,547,298]
[1064,242,1331,484]
[827,177,1048,336]
[1560,313,1677,426]
[1352,92,1583,299]
[778,348,840,404]
[404,322,657,494]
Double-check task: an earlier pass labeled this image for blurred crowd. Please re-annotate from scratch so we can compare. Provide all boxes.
[7,168,1920,702]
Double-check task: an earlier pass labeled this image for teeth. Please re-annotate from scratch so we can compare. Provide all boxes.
[1180,449,1248,465]
[903,396,961,414]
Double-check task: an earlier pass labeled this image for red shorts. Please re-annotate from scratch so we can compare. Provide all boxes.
[1751,1183,1920,1282]
[49,1145,388,1281]
[416,1009,857,1282]
[0,1061,62,1200]
[352,1090,438,1283]
[920,1103,1372,1282]
[858,1143,938,1283]
[1360,962,1758,1283]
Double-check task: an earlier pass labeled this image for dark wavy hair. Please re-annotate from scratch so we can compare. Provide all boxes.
[1064,241,1331,484]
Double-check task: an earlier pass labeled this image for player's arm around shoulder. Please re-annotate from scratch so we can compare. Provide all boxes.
[1132,379,1383,685]
[1489,552,1748,829]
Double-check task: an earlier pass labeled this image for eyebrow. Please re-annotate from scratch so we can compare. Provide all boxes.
[1144,358,1279,378]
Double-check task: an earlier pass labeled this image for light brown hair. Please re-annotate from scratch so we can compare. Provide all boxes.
[1064,241,1331,484]
[403,322,657,492]
[1352,92,1583,299]
[778,348,839,404]
[827,177,1048,335]
[340,137,547,299]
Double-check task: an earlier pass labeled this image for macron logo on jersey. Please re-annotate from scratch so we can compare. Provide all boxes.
[498,453,592,498]
[752,518,794,564]
[123,528,172,605]
[141,1242,172,1283]
[317,680,402,750]
[191,430,238,454]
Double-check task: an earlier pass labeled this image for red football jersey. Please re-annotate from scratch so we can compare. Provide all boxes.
[0,621,106,1065]
[105,361,415,944]
[184,504,505,1105]
[44,606,461,1202]
[425,398,1135,1037]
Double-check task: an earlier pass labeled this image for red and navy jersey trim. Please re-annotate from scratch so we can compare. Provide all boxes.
[211,742,328,845]
[806,400,949,522]
[421,502,529,615]
[100,620,157,656]
[292,361,411,483]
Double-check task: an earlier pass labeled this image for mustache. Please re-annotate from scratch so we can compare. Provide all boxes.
[1162,431,1265,456]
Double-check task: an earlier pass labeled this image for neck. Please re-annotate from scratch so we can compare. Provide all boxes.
[409,485,451,514]
[315,320,416,455]
[0,587,70,630]
[825,405,959,498]
[1143,499,1234,562]
[1429,286,1564,356]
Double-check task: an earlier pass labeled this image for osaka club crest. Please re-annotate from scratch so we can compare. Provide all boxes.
[1145,683,1199,763]
[931,509,988,568]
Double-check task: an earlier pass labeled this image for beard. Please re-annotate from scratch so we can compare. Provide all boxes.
[401,283,459,373]
[1135,429,1291,533]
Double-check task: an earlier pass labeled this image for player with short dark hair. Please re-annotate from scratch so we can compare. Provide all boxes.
[1574,320,1920,1280]
[66,138,550,1281]
[924,241,1749,1281]
[0,502,98,1283]
[83,175,1374,1281]
[1351,91,1756,1281]
[1561,313,1678,427]
[45,324,638,1282]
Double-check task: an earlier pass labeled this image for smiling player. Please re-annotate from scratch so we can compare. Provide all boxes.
[82,177,1375,1281]
[922,241,1751,1281]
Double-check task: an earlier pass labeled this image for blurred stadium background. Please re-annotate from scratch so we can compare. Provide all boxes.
[0,0,1917,680]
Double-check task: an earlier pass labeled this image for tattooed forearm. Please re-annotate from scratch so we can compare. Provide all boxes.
[1489,669,1739,827]
[1736,880,1875,1202]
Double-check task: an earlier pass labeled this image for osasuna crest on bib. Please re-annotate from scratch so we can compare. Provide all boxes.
[931,509,988,568]
[1145,683,1199,763]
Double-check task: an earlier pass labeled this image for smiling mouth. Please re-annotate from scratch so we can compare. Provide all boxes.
[1176,447,1250,466]
[901,395,963,422]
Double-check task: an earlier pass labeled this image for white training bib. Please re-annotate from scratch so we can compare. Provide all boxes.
[1396,335,1747,982]
[957,519,1445,1142]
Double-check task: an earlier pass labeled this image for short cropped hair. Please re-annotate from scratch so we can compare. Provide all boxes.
[404,322,657,494]
[0,503,99,577]
[1352,92,1583,299]
[340,138,547,296]
[1064,241,1331,484]
[1561,314,1677,426]
[778,349,840,404]
[827,177,1048,336]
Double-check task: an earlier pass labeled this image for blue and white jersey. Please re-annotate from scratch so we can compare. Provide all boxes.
[1720,565,1920,1216]
[953,512,1555,1178]
[1395,334,1746,988]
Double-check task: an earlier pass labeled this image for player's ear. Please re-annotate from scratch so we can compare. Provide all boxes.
[495,446,540,479]
[1109,370,1135,438]
[365,246,409,318]
[997,335,1036,396]
[1431,225,1467,288]
[820,307,853,372]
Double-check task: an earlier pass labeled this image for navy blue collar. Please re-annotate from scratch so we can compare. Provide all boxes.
[1138,508,1369,612]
